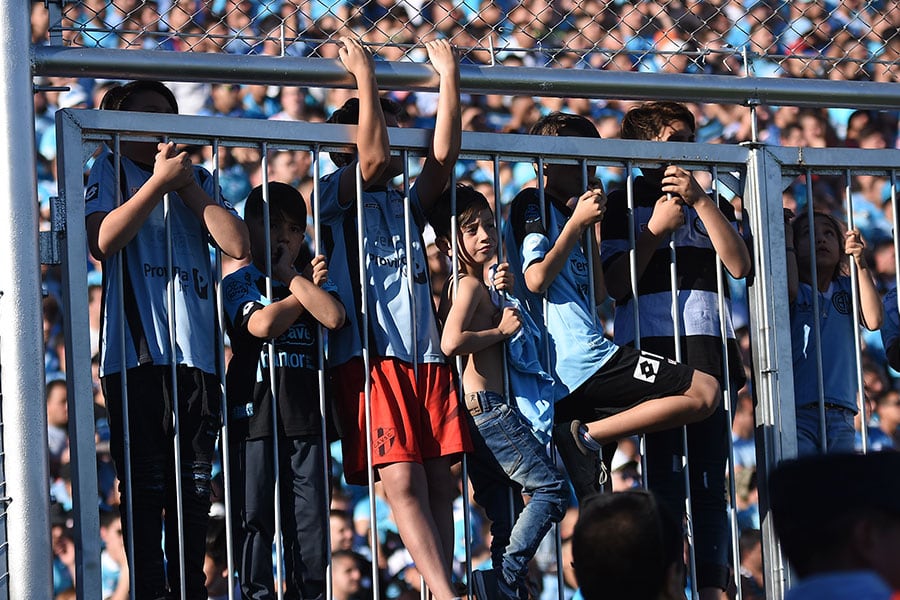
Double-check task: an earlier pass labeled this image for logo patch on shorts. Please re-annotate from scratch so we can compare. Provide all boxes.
[374,427,396,457]
[634,354,660,383]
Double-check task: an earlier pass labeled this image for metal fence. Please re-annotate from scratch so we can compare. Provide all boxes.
[36,103,900,600]
[34,0,900,80]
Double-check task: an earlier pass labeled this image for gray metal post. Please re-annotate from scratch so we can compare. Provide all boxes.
[0,3,52,597]
[743,145,796,599]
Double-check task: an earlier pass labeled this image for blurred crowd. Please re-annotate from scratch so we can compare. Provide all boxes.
[30,1,900,599]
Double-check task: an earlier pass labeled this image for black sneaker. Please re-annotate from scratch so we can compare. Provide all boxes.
[552,420,607,502]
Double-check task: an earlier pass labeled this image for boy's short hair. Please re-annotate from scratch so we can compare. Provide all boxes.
[327,97,407,167]
[529,111,600,138]
[428,184,491,242]
[100,80,179,114]
[243,181,307,226]
[620,101,696,141]
[572,490,682,600]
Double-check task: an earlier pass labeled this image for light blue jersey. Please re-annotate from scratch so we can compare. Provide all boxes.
[85,149,235,377]
[507,188,618,396]
[791,277,859,412]
[317,166,443,366]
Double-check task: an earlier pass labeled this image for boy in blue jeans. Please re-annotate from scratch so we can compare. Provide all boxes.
[432,184,568,600]
[223,182,345,599]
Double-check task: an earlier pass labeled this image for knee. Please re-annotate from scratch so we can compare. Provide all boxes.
[690,372,720,420]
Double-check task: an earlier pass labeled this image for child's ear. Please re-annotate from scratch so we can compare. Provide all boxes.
[435,237,451,257]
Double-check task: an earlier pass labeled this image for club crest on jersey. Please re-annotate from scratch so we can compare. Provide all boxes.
[833,290,852,315]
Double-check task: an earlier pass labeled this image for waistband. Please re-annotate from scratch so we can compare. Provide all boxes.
[464,390,505,416]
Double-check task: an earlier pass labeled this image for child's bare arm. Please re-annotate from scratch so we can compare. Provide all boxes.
[847,228,883,330]
[87,142,195,260]
[525,188,604,294]
[415,39,461,214]
[337,37,390,204]
[661,166,750,279]
[441,276,520,357]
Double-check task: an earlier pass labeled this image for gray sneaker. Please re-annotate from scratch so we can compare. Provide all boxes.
[552,420,608,502]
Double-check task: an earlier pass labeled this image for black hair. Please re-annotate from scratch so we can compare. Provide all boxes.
[428,183,491,242]
[572,490,682,600]
[529,111,600,138]
[99,80,179,114]
[243,181,307,226]
[326,97,407,168]
[621,101,696,141]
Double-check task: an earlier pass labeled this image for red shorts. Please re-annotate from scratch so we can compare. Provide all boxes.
[333,356,472,486]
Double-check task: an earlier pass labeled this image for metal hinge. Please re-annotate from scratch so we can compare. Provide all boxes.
[39,193,65,266]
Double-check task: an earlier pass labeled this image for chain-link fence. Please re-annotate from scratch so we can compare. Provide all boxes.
[33,0,900,81]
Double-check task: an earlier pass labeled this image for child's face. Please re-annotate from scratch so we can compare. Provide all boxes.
[458,207,498,266]
[248,212,305,268]
[644,119,695,184]
[122,90,175,115]
[796,214,841,272]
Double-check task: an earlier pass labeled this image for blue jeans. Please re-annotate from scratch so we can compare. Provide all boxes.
[796,404,856,456]
[465,391,568,596]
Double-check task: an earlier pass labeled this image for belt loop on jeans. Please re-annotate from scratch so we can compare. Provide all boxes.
[464,391,484,416]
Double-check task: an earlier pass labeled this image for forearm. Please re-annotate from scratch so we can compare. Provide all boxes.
[248,297,305,339]
[356,72,390,183]
[694,198,751,278]
[89,179,167,259]
[525,221,586,294]
[287,275,346,330]
[431,67,461,169]
[442,328,507,357]
[857,266,883,330]
[179,183,250,259]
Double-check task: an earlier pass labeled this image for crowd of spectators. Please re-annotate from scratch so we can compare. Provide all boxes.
[28,1,900,599]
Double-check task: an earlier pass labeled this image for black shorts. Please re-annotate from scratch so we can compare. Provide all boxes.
[554,346,695,424]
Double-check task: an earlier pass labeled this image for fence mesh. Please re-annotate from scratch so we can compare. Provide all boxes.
[34,0,900,81]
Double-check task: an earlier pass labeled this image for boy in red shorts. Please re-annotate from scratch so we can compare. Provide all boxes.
[317,37,469,600]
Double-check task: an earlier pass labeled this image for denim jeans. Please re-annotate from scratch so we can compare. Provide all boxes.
[465,391,568,597]
[103,365,221,600]
[796,404,856,456]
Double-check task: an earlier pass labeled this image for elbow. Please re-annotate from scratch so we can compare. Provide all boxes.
[359,155,389,185]
[440,338,460,358]
[524,273,547,295]
[325,308,346,331]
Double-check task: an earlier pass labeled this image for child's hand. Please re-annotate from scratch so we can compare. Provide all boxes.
[491,262,514,292]
[647,194,685,236]
[660,165,708,207]
[153,142,195,193]
[310,254,329,287]
[337,36,374,80]
[425,39,459,79]
[497,306,522,338]
[272,246,297,284]
[571,187,607,230]
[845,228,867,266]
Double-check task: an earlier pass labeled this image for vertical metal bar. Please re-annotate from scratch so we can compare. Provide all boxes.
[802,170,827,453]
[357,164,381,600]
[581,160,598,329]
[891,171,900,296]
[112,135,137,600]
[259,145,286,600]
[843,169,867,453]
[711,164,742,600]
[0,3,52,596]
[162,139,188,599]
[211,138,237,600]
[743,146,794,599]
[311,146,333,600]
[625,163,649,489]
[402,149,418,374]
[55,107,102,600]
[667,204,698,600]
